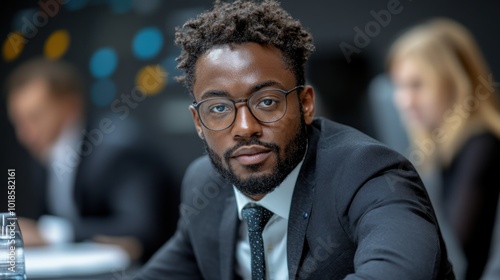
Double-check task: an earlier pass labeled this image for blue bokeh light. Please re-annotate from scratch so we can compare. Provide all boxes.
[65,0,90,11]
[132,27,163,60]
[11,9,37,33]
[89,47,118,78]
[110,0,132,14]
[90,78,117,107]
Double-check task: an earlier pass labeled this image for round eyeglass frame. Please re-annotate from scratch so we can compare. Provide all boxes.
[191,85,304,131]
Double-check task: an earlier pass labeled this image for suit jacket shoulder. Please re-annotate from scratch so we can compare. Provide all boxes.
[292,117,453,279]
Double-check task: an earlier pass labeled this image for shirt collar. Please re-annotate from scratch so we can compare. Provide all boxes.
[233,158,305,221]
[47,118,83,165]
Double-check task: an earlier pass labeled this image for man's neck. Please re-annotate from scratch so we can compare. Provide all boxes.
[246,193,266,201]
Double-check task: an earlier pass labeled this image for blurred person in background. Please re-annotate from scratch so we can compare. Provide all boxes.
[388,18,500,280]
[5,57,179,263]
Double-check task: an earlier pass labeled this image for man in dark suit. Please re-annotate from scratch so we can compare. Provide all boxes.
[5,57,179,262]
[139,0,455,279]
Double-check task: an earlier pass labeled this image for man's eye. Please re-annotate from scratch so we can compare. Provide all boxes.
[209,104,231,113]
[256,98,279,109]
[260,99,275,106]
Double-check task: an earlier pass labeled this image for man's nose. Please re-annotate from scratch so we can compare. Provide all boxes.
[230,105,262,139]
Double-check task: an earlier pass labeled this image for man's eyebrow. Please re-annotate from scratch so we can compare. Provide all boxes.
[199,80,282,100]
[200,90,228,100]
[251,80,281,92]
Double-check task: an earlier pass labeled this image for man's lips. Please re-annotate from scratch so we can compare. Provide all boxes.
[231,145,272,165]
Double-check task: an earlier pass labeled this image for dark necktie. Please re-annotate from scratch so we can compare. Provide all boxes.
[241,205,273,280]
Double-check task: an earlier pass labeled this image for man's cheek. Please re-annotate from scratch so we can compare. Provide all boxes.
[204,137,219,151]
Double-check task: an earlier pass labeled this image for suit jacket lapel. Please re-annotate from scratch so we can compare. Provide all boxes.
[287,126,319,278]
[219,190,240,280]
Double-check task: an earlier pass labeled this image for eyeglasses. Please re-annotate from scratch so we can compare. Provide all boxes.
[191,85,304,131]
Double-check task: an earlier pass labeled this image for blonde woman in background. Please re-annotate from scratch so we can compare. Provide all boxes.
[388,18,500,280]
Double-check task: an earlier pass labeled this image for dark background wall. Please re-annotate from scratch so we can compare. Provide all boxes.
[1,0,499,191]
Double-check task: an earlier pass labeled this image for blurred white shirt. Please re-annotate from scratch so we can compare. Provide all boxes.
[40,119,83,244]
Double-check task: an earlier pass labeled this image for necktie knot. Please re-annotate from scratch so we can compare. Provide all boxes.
[242,205,273,232]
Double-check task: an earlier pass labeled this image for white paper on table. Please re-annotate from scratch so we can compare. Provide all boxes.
[24,242,130,278]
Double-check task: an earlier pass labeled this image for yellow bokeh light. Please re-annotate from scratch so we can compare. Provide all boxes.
[135,65,167,95]
[3,32,26,62]
[44,29,70,60]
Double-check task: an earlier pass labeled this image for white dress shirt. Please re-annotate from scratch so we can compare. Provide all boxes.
[47,119,82,220]
[233,159,304,280]
[40,119,83,244]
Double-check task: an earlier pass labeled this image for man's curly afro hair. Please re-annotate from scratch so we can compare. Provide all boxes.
[174,0,315,96]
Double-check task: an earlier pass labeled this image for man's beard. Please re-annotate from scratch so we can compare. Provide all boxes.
[203,113,308,197]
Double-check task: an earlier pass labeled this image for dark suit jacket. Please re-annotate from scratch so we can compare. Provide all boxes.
[18,116,180,262]
[139,117,455,279]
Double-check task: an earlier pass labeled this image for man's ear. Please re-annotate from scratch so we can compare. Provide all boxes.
[300,85,315,125]
[189,106,204,139]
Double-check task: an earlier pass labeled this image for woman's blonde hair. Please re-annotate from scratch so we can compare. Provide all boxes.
[387,18,500,169]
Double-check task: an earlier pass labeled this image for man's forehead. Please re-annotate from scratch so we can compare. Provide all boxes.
[194,43,287,80]
[202,45,252,70]
[193,43,293,97]
[9,78,55,112]
[11,78,50,98]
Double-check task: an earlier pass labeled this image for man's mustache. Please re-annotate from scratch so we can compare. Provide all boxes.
[223,138,280,161]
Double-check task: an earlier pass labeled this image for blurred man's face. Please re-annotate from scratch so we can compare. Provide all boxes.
[190,43,315,199]
[8,79,71,161]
